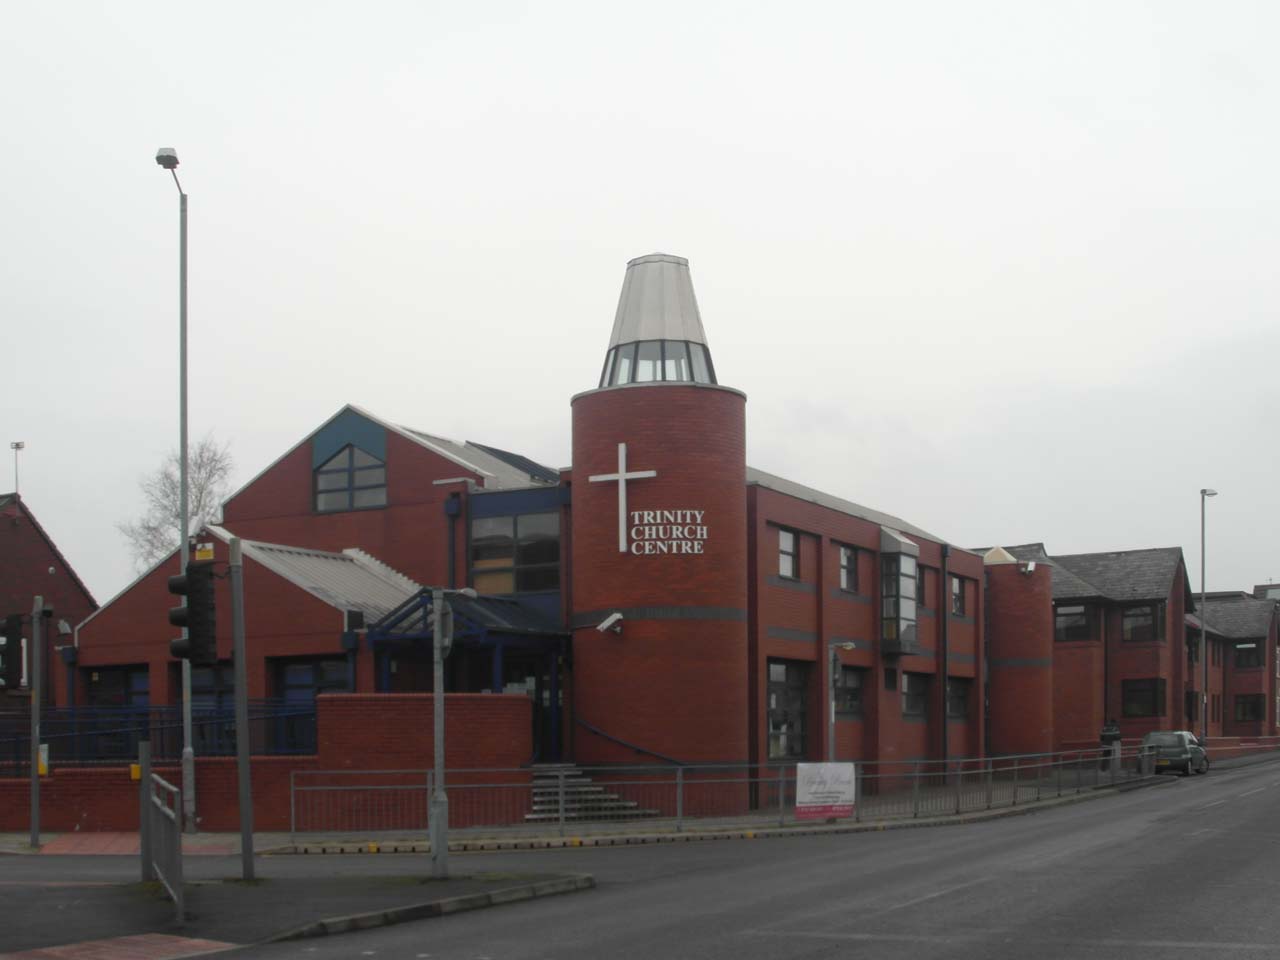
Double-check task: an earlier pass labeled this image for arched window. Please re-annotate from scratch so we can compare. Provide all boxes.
[315,445,387,512]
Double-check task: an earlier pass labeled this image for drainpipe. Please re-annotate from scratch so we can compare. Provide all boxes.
[940,545,950,767]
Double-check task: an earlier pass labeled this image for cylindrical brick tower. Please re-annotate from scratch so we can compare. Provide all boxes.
[570,253,748,764]
[984,548,1055,755]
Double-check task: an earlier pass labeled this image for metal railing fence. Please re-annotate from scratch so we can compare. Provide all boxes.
[0,701,316,775]
[147,772,184,922]
[289,745,1157,840]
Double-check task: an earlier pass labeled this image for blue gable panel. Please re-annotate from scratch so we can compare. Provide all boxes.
[313,409,388,468]
[469,486,569,518]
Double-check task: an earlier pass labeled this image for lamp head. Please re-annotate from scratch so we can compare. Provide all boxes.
[1201,488,1218,498]
[155,148,179,170]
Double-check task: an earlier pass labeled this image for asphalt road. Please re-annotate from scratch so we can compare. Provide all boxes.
[221,757,1280,959]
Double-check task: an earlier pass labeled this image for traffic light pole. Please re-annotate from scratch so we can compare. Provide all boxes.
[29,596,42,849]
[229,539,254,880]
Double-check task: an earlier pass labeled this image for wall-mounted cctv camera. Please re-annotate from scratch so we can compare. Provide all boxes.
[597,612,624,634]
[1020,560,1036,575]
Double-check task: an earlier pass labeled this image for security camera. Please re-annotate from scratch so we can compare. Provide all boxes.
[1021,561,1036,575]
[597,612,624,634]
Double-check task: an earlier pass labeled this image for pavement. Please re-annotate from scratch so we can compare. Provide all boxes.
[3,748,1278,959]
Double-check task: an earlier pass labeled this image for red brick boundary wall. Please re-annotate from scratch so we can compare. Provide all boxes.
[0,693,531,832]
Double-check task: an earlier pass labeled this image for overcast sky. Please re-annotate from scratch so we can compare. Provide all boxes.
[3,1,1277,607]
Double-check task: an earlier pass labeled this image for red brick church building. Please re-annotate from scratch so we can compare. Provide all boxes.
[72,253,987,776]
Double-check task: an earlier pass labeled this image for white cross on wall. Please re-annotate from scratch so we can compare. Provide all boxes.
[588,442,657,553]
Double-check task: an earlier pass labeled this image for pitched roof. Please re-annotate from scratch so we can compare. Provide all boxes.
[989,543,1190,605]
[372,590,566,639]
[746,467,970,550]
[206,526,422,623]
[1190,596,1278,640]
[459,441,560,486]
[1053,547,1187,604]
[0,493,98,610]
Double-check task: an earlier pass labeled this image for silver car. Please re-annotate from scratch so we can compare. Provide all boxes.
[1142,730,1209,776]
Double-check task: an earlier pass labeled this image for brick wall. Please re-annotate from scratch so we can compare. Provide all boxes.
[0,692,531,831]
[986,562,1054,755]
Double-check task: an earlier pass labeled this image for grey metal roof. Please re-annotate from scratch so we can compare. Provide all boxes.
[1191,596,1278,640]
[207,526,421,622]
[747,467,968,550]
[401,429,556,489]
[466,441,560,485]
[373,590,566,638]
[607,253,709,348]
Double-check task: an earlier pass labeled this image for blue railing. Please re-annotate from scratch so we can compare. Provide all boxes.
[0,700,317,777]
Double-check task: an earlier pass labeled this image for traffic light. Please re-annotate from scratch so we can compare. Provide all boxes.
[1,614,22,689]
[168,560,217,665]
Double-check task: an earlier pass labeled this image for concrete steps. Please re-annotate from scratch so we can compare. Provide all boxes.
[524,763,660,823]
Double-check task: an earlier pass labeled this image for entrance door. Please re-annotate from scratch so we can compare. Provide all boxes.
[767,659,810,761]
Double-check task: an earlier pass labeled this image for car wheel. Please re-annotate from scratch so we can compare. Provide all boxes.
[1197,756,1209,775]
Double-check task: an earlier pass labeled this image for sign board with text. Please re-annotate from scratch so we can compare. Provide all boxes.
[795,762,856,820]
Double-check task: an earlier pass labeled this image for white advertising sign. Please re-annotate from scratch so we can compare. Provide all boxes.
[795,762,856,821]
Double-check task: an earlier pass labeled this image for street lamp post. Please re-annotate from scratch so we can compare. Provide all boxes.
[828,641,857,762]
[429,586,476,879]
[9,442,23,494]
[155,147,195,832]
[1200,488,1218,740]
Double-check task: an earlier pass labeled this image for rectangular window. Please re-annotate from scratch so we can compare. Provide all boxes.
[839,545,857,592]
[834,666,865,718]
[881,554,918,647]
[767,659,810,760]
[1184,689,1198,722]
[950,576,965,616]
[1054,605,1090,642]
[917,566,928,609]
[779,529,798,579]
[1121,678,1166,718]
[1122,604,1164,643]
[884,667,897,692]
[1234,642,1263,669]
[946,677,971,719]
[1235,694,1265,722]
[903,672,929,717]
[1212,640,1222,666]
[470,513,561,594]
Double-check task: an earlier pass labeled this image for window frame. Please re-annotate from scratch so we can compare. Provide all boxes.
[838,545,858,593]
[950,575,965,616]
[1121,677,1167,718]
[469,511,561,595]
[1235,693,1265,722]
[1054,604,1091,643]
[946,677,971,720]
[902,672,929,718]
[314,444,388,514]
[778,528,799,580]
[1234,642,1263,669]
[834,665,865,718]
[1121,603,1165,643]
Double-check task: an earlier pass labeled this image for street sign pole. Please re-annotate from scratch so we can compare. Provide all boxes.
[29,596,42,849]
[230,538,254,880]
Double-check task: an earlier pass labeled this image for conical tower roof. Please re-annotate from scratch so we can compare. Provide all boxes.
[597,254,718,388]
[608,253,709,348]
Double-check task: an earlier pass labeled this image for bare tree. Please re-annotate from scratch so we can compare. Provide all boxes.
[118,434,234,571]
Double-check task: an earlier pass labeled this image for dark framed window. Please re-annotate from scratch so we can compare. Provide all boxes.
[1121,604,1164,643]
[1187,637,1197,667]
[947,677,971,719]
[1054,605,1091,642]
[1234,642,1263,669]
[85,665,150,708]
[881,554,918,645]
[470,513,561,594]
[884,667,897,692]
[1121,678,1166,718]
[599,340,717,386]
[1184,689,1198,722]
[834,666,865,717]
[950,576,965,616]
[767,659,810,760]
[190,662,235,713]
[839,545,857,592]
[1212,694,1221,723]
[778,529,799,579]
[903,672,929,717]
[274,657,349,705]
[1235,694,1265,722]
[315,445,387,513]
[917,566,928,609]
